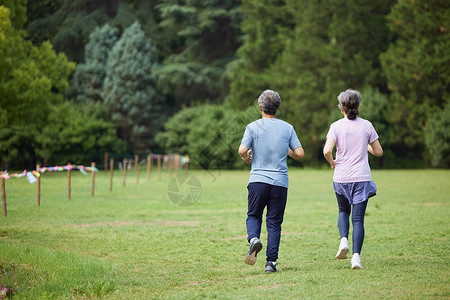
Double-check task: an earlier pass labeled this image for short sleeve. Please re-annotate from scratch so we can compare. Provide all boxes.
[240,126,253,148]
[289,127,302,150]
[368,123,379,144]
[326,123,337,141]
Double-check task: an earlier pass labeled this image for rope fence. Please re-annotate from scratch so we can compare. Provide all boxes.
[0,153,190,217]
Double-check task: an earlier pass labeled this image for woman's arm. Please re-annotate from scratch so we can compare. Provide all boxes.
[323,138,336,169]
[368,139,383,156]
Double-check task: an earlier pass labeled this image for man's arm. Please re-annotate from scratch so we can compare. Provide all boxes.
[238,145,252,164]
[288,146,304,160]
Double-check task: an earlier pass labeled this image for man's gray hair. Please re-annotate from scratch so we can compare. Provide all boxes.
[258,89,281,115]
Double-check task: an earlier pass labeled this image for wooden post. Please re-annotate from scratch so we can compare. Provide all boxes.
[36,164,41,206]
[1,177,6,217]
[91,162,96,196]
[104,152,108,171]
[184,155,189,175]
[68,167,71,199]
[136,161,140,184]
[109,158,114,191]
[122,158,127,187]
[157,155,162,180]
[134,154,138,171]
[176,154,181,175]
[168,154,173,178]
[147,155,152,182]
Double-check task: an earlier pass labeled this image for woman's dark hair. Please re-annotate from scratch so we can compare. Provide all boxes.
[338,89,361,120]
[258,89,281,115]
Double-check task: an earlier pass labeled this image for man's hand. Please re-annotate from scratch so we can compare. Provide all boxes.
[238,145,252,164]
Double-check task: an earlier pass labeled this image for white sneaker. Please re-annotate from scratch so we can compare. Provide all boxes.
[351,253,363,269]
[335,237,349,259]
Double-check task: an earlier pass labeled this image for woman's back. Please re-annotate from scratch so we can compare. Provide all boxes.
[327,117,378,183]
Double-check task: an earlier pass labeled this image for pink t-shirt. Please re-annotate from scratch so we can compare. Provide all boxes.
[326,117,379,183]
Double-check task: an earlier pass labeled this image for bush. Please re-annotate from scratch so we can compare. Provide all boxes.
[424,102,450,168]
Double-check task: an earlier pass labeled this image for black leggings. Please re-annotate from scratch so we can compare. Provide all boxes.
[336,193,368,254]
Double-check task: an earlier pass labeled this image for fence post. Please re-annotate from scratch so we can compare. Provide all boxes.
[36,164,41,206]
[109,158,114,191]
[1,177,6,217]
[68,166,71,199]
[135,155,139,184]
[184,155,189,175]
[91,162,96,196]
[147,155,152,182]
[168,154,173,178]
[157,155,162,180]
[174,154,178,176]
[122,158,127,187]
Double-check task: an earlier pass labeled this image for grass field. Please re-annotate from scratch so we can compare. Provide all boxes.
[0,168,449,299]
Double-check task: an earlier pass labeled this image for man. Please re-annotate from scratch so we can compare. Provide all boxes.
[238,89,304,273]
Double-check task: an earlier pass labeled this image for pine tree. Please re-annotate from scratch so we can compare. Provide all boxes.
[103,22,163,152]
[26,0,160,63]
[380,0,450,162]
[72,24,119,103]
[227,0,395,161]
[226,0,294,109]
[156,0,243,107]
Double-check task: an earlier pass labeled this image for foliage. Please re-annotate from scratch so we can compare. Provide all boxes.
[25,0,158,62]
[0,6,75,168]
[0,0,27,28]
[424,102,450,168]
[380,0,450,161]
[155,106,203,155]
[34,101,126,166]
[2,0,449,168]
[71,24,119,102]
[226,0,295,109]
[157,104,260,169]
[103,22,164,153]
[226,0,395,163]
[156,0,243,108]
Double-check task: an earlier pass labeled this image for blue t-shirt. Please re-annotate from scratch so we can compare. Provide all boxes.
[240,119,302,188]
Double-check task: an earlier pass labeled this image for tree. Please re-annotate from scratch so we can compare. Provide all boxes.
[103,22,164,153]
[380,0,450,162]
[156,0,243,107]
[35,101,126,166]
[226,0,294,109]
[424,102,450,168]
[26,0,161,63]
[156,104,260,169]
[0,6,75,168]
[227,0,395,162]
[71,24,119,102]
[0,0,27,28]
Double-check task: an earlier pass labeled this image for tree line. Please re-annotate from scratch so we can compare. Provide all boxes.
[0,0,449,169]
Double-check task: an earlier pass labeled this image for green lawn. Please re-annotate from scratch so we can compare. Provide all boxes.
[0,169,449,299]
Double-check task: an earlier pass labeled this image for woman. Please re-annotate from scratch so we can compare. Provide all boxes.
[323,89,383,269]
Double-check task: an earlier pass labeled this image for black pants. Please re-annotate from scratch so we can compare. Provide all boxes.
[246,182,287,262]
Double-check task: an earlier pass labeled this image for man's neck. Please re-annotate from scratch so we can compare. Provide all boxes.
[261,112,276,119]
